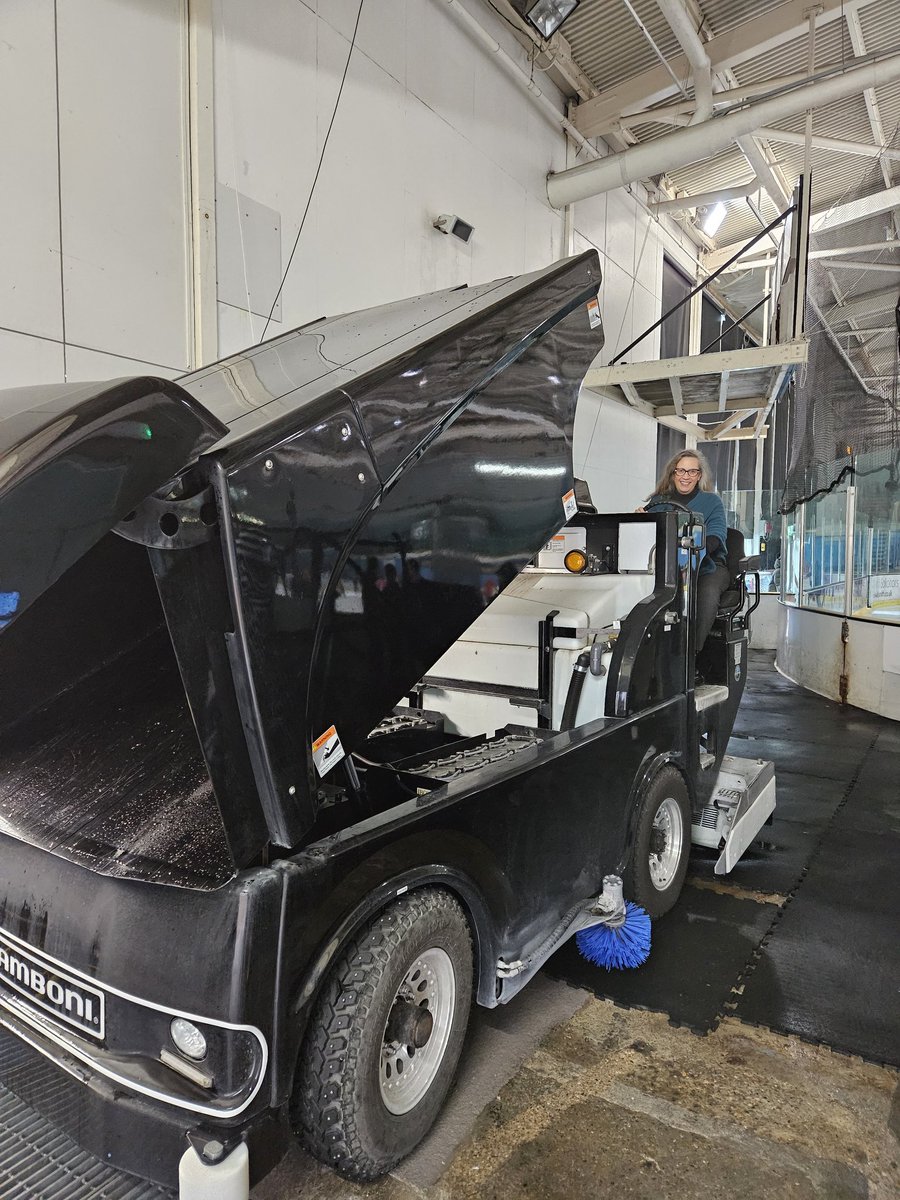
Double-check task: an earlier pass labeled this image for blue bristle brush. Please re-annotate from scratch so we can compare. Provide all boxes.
[575,875,651,970]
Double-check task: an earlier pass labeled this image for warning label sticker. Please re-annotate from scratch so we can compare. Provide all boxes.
[312,725,345,777]
[586,296,602,329]
[562,489,578,520]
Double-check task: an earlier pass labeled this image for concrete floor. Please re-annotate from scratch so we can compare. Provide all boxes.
[255,974,899,1200]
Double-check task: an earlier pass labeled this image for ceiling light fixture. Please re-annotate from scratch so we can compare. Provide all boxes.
[510,0,582,39]
[702,202,727,237]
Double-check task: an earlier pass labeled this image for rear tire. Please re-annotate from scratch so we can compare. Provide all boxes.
[293,888,473,1181]
[625,766,691,918]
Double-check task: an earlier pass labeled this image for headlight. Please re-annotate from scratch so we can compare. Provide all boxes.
[170,1017,208,1060]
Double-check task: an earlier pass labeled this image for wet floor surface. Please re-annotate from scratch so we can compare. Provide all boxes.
[257,652,900,1199]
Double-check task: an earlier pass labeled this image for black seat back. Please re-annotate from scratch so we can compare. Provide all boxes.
[718,527,761,626]
[724,527,746,588]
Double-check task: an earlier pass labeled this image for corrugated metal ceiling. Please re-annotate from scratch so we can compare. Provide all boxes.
[554,0,900,378]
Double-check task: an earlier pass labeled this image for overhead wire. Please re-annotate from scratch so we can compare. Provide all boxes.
[259,0,366,343]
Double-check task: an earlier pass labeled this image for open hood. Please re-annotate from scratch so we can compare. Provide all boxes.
[0,377,226,628]
[162,251,605,848]
[0,255,603,858]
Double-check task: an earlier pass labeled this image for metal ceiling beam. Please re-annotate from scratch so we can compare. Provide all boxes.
[549,52,900,207]
[723,240,900,269]
[846,9,892,189]
[706,182,900,269]
[571,0,878,139]
[844,8,900,246]
[822,283,900,322]
[652,178,759,213]
[813,183,900,233]
[754,125,900,160]
[822,259,900,272]
[734,131,792,213]
[622,69,813,123]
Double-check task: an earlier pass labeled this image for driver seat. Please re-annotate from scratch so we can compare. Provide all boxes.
[717,528,761,630]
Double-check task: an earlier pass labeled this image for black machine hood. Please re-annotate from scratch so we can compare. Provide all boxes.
[168,250,606,848]
[0,376,226,628]
[0,253,604,858]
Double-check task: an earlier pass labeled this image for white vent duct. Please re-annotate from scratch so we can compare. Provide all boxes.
[655,0,713,125]
[547,52,900,209]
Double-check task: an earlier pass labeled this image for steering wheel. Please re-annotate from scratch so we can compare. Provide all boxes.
[647,499,694,516]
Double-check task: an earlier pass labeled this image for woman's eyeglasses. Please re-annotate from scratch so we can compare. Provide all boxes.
[673,467,701,477]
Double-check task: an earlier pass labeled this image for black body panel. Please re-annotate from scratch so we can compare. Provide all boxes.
[0,376,225,627]
[172,251,604,843]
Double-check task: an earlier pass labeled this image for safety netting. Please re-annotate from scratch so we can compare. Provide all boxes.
[780,127,900,514]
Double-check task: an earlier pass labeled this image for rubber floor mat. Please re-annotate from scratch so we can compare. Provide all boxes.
[546,885,775,1033]
[689,814,820,897]
[735,827,900,1067]
[831,751,900,836]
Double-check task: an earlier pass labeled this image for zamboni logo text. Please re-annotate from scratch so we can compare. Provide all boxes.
[0,937,104,1037]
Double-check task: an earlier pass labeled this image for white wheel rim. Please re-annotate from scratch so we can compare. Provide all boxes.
[379,947,456,1115]
[649,796,683,890]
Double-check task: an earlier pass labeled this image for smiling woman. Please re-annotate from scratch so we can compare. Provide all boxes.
[643,449,729,659]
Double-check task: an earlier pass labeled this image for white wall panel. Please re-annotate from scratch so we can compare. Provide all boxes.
[312,40,410,320]
[56,0,189,371]
[217,302,266,359]
[406,0,477,146]
[605,188,638,278]
[0,330,65,387]
[575,388,657,513]
[629,282,661,363]
[63,346,180,383]
[0,1,62,342]
[597,256,634,364]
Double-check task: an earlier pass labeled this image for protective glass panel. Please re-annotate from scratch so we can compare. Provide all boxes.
[801,485,848,613]
[851,449,900,622]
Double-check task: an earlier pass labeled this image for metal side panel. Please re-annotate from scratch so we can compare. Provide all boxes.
[716,775,777,875]
[0,1081,175,1200]
[690,755,777,871]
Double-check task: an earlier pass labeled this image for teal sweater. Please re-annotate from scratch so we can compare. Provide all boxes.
[646,487,727,574]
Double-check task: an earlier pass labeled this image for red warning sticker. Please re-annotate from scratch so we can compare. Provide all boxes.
[562,489,578,520]
[586,296,602,329]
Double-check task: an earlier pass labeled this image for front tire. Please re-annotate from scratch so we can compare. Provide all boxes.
[625,766,691,918]
[293,888,473,1181]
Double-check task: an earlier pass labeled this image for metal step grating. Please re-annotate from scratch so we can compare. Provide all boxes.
[0,1082,174,1200]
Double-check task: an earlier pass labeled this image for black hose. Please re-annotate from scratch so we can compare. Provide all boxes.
[560,650,591,731]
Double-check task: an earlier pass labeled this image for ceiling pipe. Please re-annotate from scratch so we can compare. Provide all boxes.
[657,0,790,211]
[547,51,900,208]
[655,0,713,124]
[652,178,759,213]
